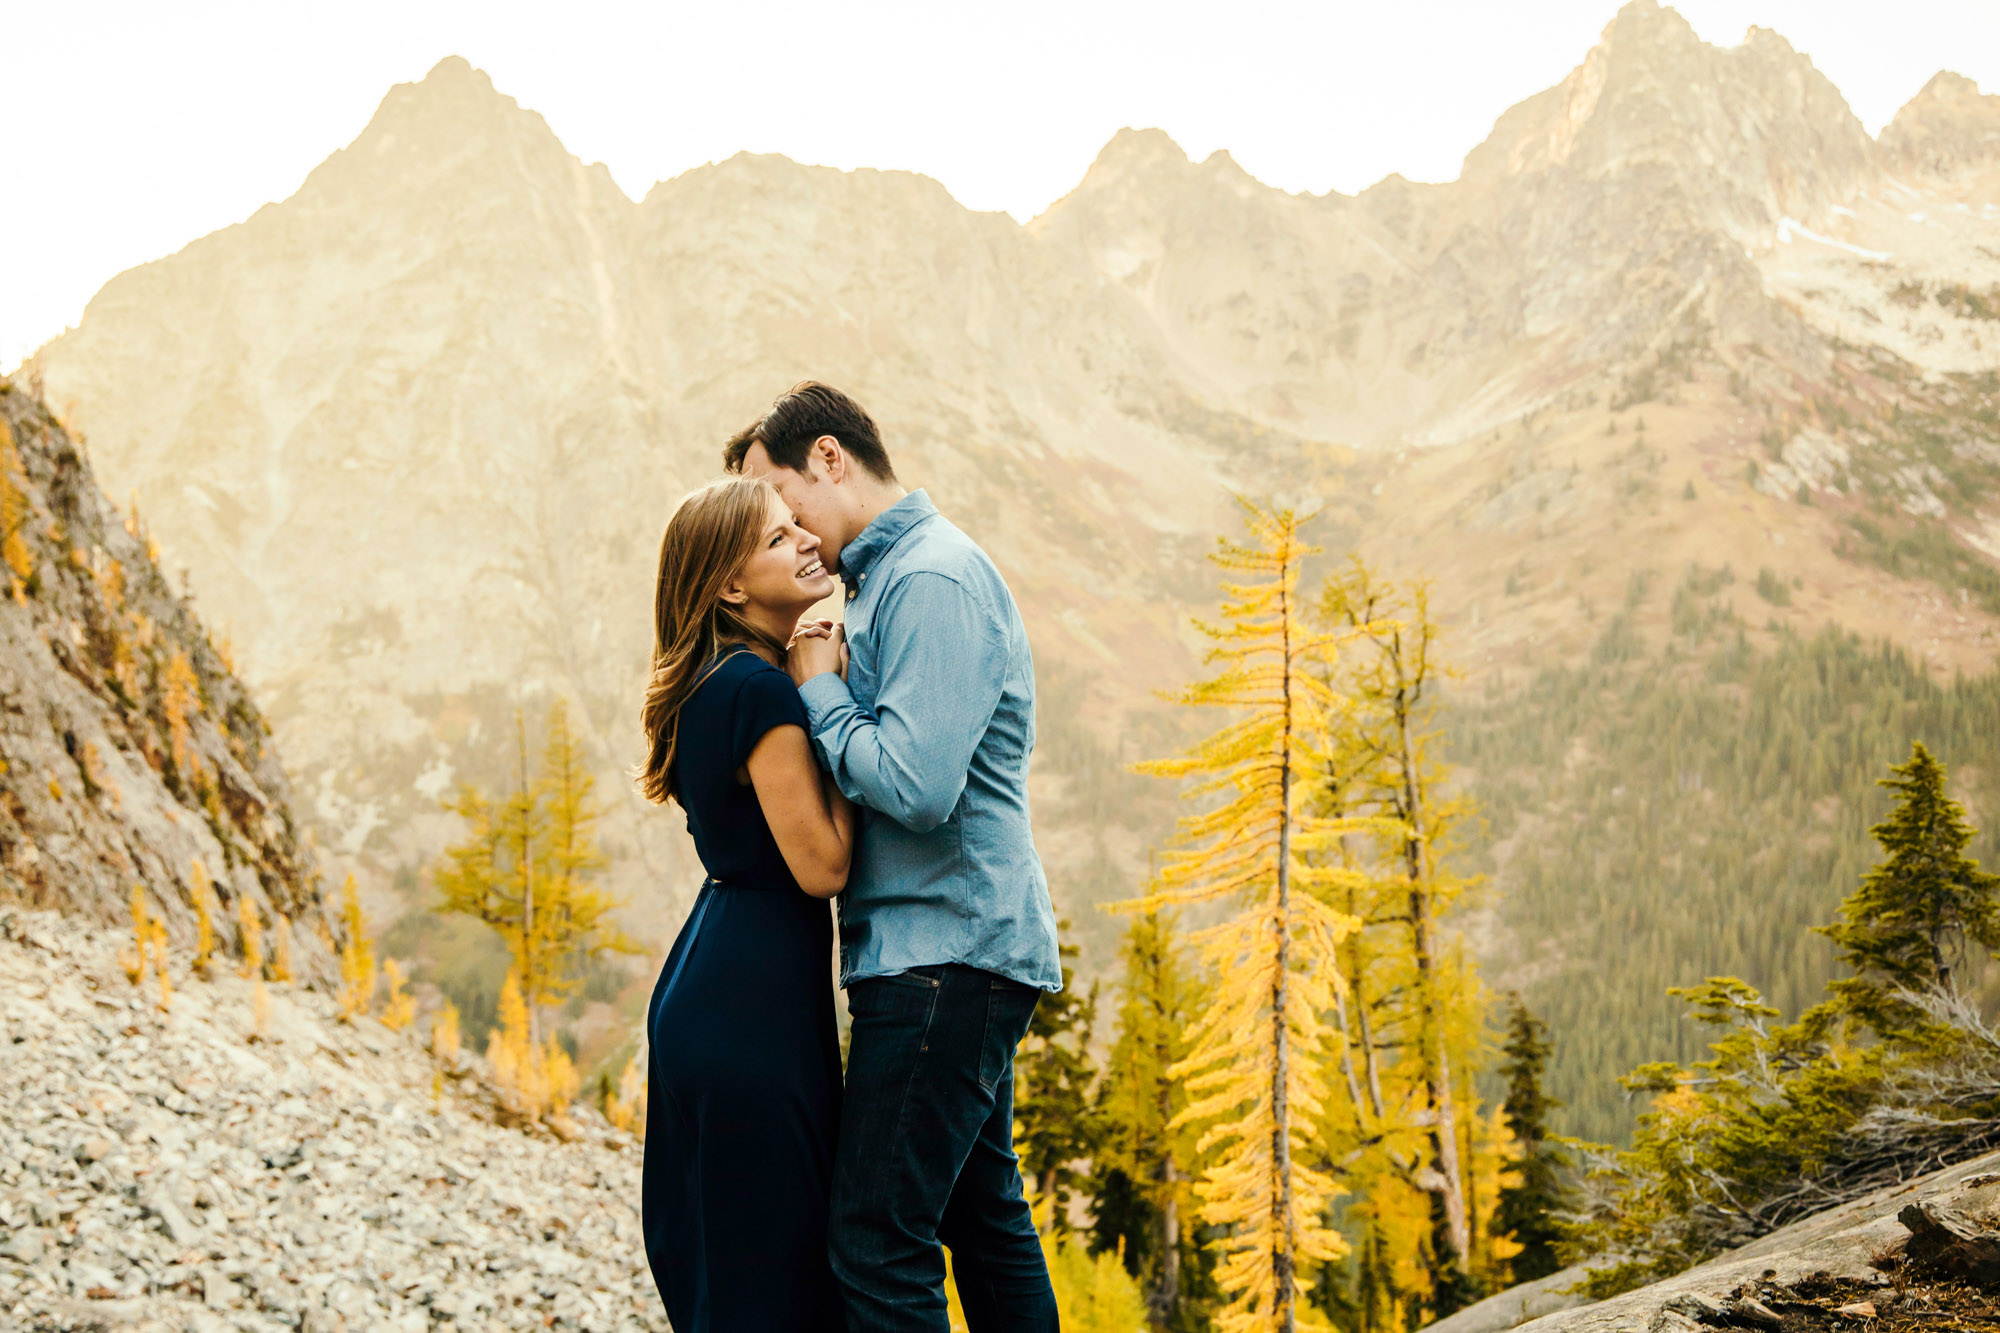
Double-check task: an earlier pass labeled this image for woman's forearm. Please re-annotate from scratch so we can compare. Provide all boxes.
[824,773,855,862]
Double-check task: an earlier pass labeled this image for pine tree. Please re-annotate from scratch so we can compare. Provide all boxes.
[1818,740,2000,1038]
[0,418,33,601]
[1091,909,1206,1326]
[1131,501,1374,1333]
[336,873,376,1022]
[162,651,202,788]
[1493,996,1569,1284]
[1016,928,1102,1235]
[1318,560,1483,1309]
[189,857,218,981]
[433,699,637,1043]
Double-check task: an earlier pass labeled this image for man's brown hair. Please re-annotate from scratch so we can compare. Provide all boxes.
[722,381,897,482]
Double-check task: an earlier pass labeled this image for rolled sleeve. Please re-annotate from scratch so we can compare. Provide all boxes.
[806,572,1006,833]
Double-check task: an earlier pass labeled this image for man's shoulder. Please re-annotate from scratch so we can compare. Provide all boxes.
[891,512,1005,592]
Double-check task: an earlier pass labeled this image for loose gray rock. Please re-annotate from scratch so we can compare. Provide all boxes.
[0,908,668,1331]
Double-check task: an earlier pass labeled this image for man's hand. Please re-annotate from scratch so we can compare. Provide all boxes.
[788,621,845,687]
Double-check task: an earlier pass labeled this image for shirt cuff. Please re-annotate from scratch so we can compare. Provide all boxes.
[797,671,855,733]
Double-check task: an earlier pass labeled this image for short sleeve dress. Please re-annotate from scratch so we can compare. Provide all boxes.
[641,649,844,1331]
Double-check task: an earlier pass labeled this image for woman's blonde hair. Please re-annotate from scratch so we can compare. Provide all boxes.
[638,477,789,805]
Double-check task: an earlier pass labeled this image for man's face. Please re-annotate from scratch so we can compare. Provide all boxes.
[740,440,851,572]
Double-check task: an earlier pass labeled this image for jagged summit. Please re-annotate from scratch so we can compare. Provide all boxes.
[375,55,516,122]
[1065,127,1194,193]
[1881,70,2000,178]
[1596,0,1702,54]
[1459,0,1871,220]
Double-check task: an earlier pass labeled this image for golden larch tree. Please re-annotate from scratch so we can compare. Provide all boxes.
[1127,501,1388,1333]
[1317,559,1491,1313]
[433,699,637,1041]
[0,418,33,600]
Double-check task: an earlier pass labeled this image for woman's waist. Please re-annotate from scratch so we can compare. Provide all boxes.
[699,872,803,894]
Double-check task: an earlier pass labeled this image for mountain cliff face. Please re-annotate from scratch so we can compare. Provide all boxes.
[25,4,2000,1123]
[31,56,1263,957]
[0,379,333,982]
[1881,71,2000,180]
[1033,0,1879,451]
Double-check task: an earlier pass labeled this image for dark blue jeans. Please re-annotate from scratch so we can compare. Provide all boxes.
[829,963,1059,1332]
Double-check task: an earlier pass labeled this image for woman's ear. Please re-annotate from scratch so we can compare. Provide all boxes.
[719,580,749,607]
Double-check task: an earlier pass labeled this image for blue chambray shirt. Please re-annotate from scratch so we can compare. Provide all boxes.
[797,490,1064,992]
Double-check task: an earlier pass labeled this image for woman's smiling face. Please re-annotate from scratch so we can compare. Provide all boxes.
[725,488,835,615]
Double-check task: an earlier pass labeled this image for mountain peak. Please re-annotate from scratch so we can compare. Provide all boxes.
[419,55,490,89]
[1597,0,1701,53]
[312,54,582,199]
[1091,128,1193,176]
[1459,2,1870,230]
[1881,70,2000,178]
[371,55,521,129]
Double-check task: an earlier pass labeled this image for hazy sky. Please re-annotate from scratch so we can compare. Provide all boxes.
[6,0,1997,370]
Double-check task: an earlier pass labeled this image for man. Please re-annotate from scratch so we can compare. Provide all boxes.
[725,382,1062,1332]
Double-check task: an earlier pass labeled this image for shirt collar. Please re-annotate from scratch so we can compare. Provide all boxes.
[837,489,936,585]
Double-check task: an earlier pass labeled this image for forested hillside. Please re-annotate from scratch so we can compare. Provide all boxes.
[1452,568,2000,1139]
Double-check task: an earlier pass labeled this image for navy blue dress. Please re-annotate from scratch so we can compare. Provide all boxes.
[642,649,844,1331]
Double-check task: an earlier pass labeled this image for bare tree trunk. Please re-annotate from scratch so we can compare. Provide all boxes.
[1339,859,1388,1124]
[1462,1110,1480,1277]
[1158,1000,1182,1329]
[1390,630,1470,1276]
[1355,991,1387,1123]
[517,710,538,1048]
[1273,577,1297,1333]
[1157,1158,1181,1328]
[1332,989,1368,1114]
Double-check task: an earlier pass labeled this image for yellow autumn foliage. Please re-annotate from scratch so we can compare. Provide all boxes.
[431,999,462,1062]
[335,874,376,1022]
[379,958,415,1031]
[190,858,218,980]
[605,1050,647,1134]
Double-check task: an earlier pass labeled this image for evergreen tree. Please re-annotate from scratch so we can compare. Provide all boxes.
[1318,559,1486,1312]
[1132,501,1377,1333]
[1015,927,1103,1235]
[434,699,639,1044]
[1493,996,1568,1284]
[1818,740,2000,1038]
[1091,909,1207,1327]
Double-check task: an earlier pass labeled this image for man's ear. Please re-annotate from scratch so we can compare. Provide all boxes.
[812,435,846,485]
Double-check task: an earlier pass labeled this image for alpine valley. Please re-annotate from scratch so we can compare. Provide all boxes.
[27,0,2000,1137]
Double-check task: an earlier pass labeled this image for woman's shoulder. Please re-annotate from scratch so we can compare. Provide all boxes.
[693,647,798,707]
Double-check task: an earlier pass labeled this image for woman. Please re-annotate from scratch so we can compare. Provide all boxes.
[637,476,854,1332]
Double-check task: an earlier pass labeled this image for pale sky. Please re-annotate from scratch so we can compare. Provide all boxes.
[5,0,1997,370]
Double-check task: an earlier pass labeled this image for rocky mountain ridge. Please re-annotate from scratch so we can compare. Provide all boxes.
[24,2,2000,1089]
[0,378,333,982]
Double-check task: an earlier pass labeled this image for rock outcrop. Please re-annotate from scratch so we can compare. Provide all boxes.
[0,379,332,981]
[0,907,661,1331]
[1428,1151,2000,1333]
[1881,71,2000,181]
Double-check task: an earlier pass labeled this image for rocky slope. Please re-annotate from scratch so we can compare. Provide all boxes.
[1429,1150,2000,1333]
[0,378,333,982]
[0,906,661,1331]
